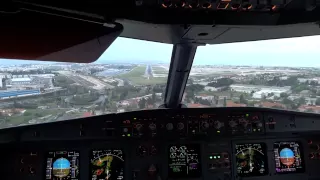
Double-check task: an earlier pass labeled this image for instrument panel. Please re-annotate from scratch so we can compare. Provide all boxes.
[1,108,320,180]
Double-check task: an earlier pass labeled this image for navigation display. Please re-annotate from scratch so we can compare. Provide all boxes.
[235,143,268,177]
[168,144,201,178]
[90,149,125,180]
[45,151,80,180]
[274,142,304,173]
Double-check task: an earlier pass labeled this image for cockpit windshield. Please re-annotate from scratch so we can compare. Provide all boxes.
[186,35,320,113]
[1,35,320,129]
[0,37,172,128]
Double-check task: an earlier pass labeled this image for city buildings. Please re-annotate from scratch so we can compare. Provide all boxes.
[230,84,291,99]
[10,78,32,85]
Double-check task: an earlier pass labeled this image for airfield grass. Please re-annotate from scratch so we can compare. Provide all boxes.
[152,66,168,74]
[5,109,64,126]
[117,65,167,85]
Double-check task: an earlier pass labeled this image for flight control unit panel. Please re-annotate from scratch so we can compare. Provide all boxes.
[1,108,320,180]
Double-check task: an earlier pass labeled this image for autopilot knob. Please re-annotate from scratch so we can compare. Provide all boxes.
[214,121,222,129]
[239,118,248,127]
[29,167,35,174]
[149,123,156,131]
[136,124,143,131]
[201,122,209,130]
[166,123,173,131]
[229,120,237,128]
[177,122,185,130]
[255,122,263,128]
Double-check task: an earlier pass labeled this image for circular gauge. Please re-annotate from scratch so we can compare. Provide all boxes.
[235,143,267,177]
[137,146,148,157]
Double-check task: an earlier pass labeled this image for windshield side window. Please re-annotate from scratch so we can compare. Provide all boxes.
[185,36,320,113]
[0,37,172,128]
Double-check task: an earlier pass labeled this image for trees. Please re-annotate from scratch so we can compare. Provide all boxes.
[186,91,195,101]
[272,105,284,109]
[310,81,318,86]
[306,108,314,113]
[161,91,165,100]
[223,97,227,107]
[262,95,267,101]
[194,98,211,106]
[187,78,194,85]
[274,96,281,100]
[268,93,274,97]
[310,89,317,95]
[124,105,135,112]
[119,90,128,100]
[123,80,130,86]
[282,98,294,105]
[267,77,281,86]
[152,92,156,104]
[147,98,153,106]
[24,111,32,116]
[291,84,309,93]
[290,103,299,110]
[187,84,204,92]
[90,68,103,75]
[268,76,299,87]
[138,98,146,109]
[107,102,118,112]
[297,97,306,106]
[145,87,153,94]
[285,76,299,86]
[250,91,255,96]
[239,94,248,104]
[207,78,234,87]
[280,93,289,98]
[247,101,256,107]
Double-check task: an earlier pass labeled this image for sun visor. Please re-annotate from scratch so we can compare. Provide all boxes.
[0,5,123,63]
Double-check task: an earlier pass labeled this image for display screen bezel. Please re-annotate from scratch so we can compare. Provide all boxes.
[235,143,268,177]
[168,144,202,178]
[273,141,305,174]
[45,150,80,180]
[90,149,125,180]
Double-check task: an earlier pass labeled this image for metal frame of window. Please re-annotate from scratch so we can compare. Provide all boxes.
[163,43,200,108]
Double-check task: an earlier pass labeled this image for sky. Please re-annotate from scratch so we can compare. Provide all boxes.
[2,35,320,67]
